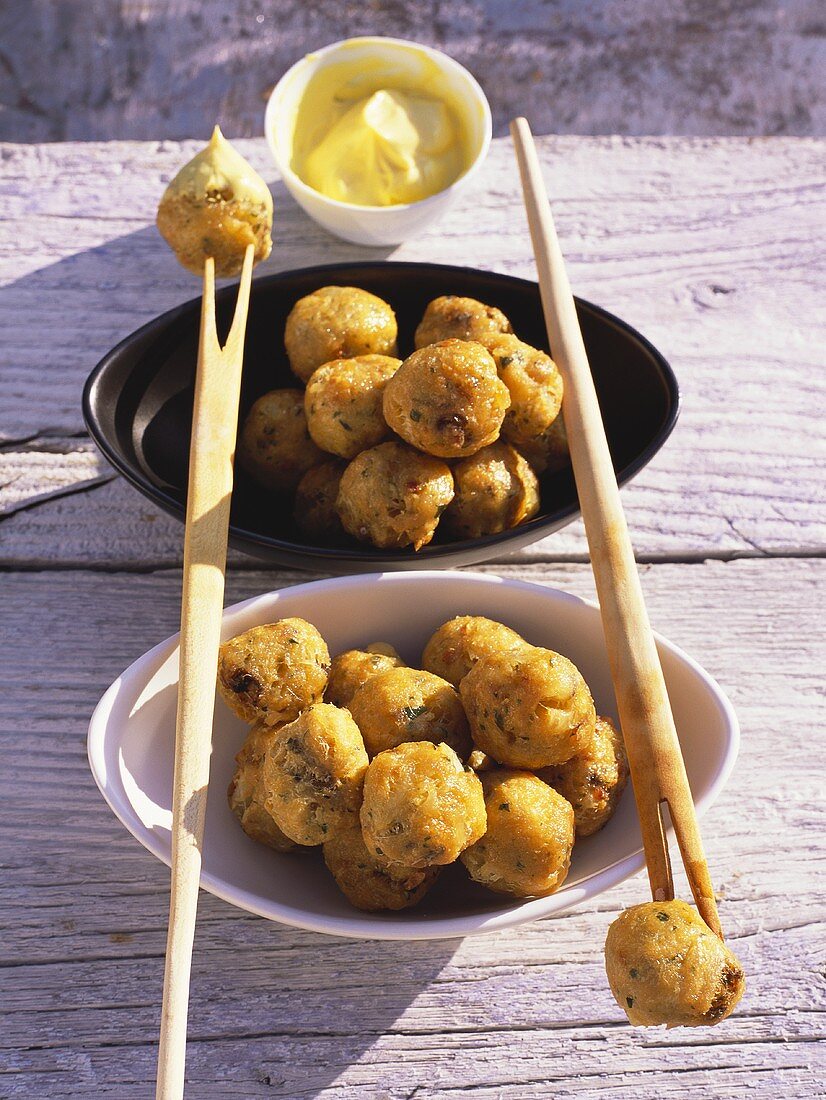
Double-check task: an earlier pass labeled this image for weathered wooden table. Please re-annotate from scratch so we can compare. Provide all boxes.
[2,136,824,1098]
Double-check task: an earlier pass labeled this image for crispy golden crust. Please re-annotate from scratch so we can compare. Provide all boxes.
[217,619,330,725]
[460,769,575,897]
[421,616,528,688]
[348,666,472,759]
[383,340,510,459]
[515,416,570,476]
[323,821,440,911]
[262,703,369,845]
[539,715,629,836]
[336,441,454,551]
[156,192,271,278]
[324,648,406,707]
[227,725,296,852]
[605,901,746,1027]
[460,646,596,768]
[360,742,486,868]
[305,354,400,460]
[285,286,398,384]
[443,441,540,539]
[414,295,513,349]
[238,389,324,493]
[294,460,347,540]
[478,334,563,445]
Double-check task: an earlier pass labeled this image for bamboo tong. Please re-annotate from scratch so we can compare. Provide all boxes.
[156,245,254,1099]
[510,117,723,939]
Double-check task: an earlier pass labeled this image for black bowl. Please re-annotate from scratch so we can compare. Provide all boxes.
[83,261,679,572]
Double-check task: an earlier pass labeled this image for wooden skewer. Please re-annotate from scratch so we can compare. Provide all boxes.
[510,117,723,939]
[156,243,255,1100]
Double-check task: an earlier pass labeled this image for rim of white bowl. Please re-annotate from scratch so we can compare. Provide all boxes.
[87,571,741,940]
[264,36,493,215]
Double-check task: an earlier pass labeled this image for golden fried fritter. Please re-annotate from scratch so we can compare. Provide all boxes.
[227,724,296,852]
[305,354,400,459]
[479,333,563,445]
[460,769,575,897]
[323,820,440,911]
[348,667,472,759]
[285,286,398,384]
[238,389,324,493]
[336,441,454,551]
[156,126,272,277]
[325,646,406,708]
[516,416,570,476]
[383,340,510,459]
[421,616,528,688]
[262,703,368,845]
[539,715,629,836]
[442,441,540,539]
[360,741,486,868]
[414,295,513,349]
[605,901,746,1027]
[294,460,347,540]
[217,618,330,725]
[460,646,596,768]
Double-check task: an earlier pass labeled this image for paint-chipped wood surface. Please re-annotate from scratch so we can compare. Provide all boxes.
[3,1,824,141]
[0,136,824,1098]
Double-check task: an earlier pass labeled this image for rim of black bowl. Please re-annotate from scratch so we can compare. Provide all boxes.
[82,260,680,567]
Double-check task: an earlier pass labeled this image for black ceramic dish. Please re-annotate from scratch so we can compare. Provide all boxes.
[83,261,679,572]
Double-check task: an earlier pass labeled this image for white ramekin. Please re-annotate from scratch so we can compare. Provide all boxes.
[264,36,492,247]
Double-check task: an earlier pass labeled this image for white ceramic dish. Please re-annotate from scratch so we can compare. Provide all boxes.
[87,572,739,941]
[265,37,492,246]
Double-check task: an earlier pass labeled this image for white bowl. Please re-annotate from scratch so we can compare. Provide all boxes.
[87,572,739,941]
[264,37,492,246]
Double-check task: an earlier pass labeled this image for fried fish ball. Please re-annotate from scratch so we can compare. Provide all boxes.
[414,295,513,349]
[479,334,563,445]
[383,340,510,459]
[360,741,486,868]
[460,646,596,768]
[156,126,272,277]
[305,353,401,459]
[323,820,440,911]
[348,667,472,759]
[421,616,528,688]
[238,389,324,493]
[516,416,570,476]
[336,441,454,551]
[605,901,746,1027]
[285,286,398,384]
[460,769,575,897]
[227,724,296,852]
[325,646,406,707]
[443,441,540,540]
[294,460,346,539]
[538,715,629,836]
[217,618,330,725]
[262,703,369,845]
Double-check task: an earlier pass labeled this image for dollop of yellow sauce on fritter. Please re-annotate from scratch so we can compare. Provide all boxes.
[157,125,273,276]
[290,51,472,207]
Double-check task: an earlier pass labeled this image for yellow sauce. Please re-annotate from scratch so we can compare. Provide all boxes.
[165,125,273,211]
[290,51,473,207]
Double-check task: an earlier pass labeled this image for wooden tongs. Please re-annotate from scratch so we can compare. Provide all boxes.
[511,118,723,939]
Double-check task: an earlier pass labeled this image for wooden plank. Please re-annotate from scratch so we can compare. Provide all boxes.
[1,559,823,1098]
[4,0,823,143]
[3,136,824,440]
[1,137,824,563]
[1,426,823,566]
